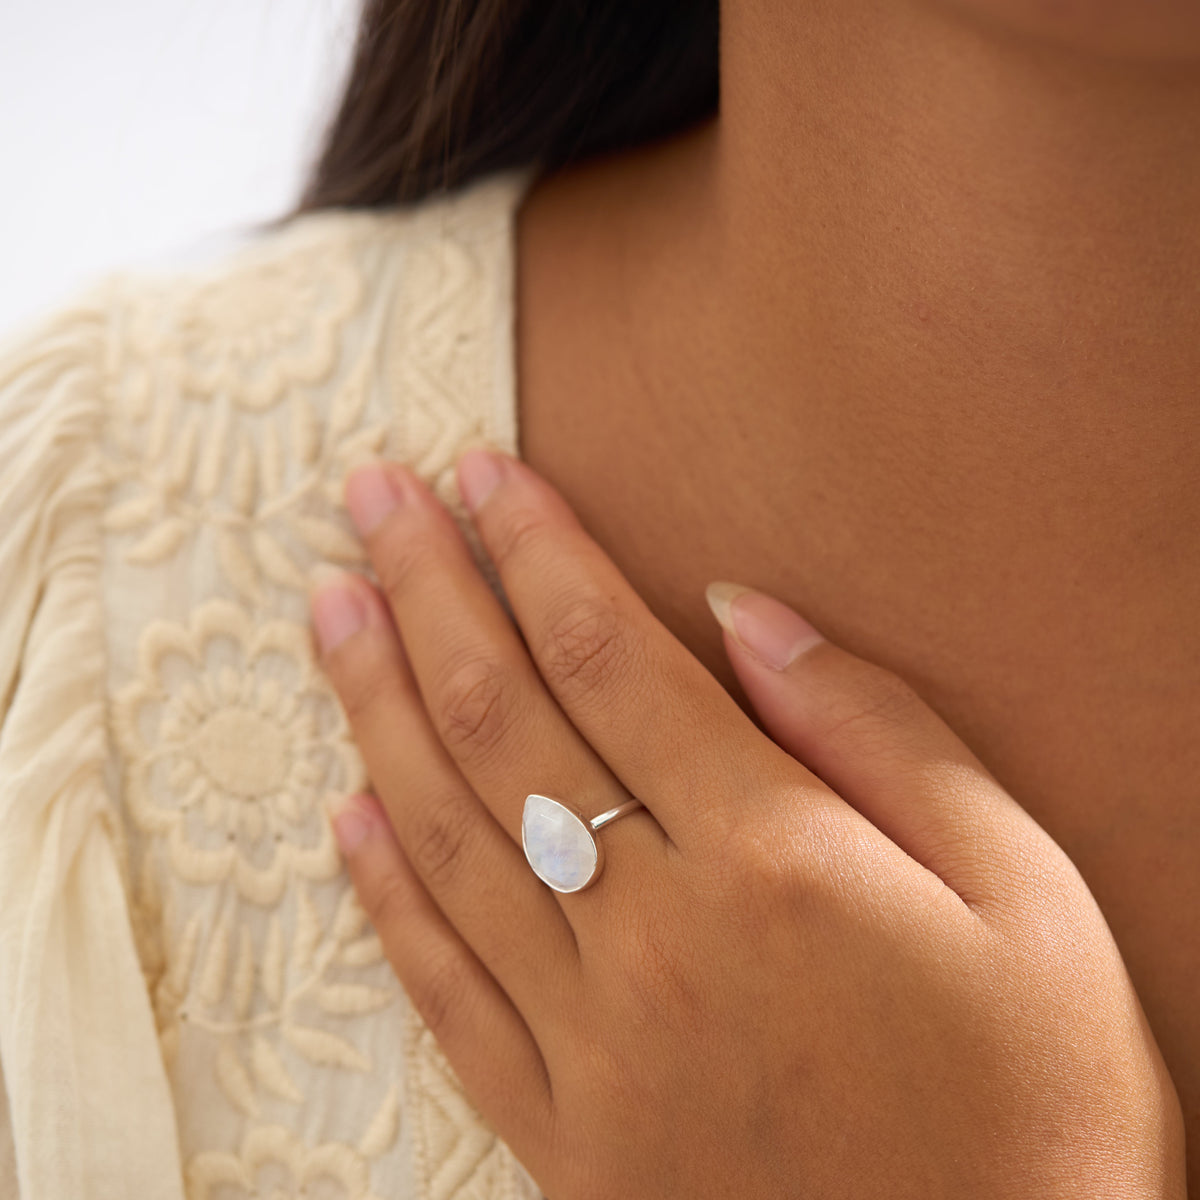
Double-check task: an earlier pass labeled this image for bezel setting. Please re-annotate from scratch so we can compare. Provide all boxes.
[521,793,604,894]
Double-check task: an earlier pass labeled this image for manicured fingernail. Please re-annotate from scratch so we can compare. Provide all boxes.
[346,461,406,535]
[457,447,505,513]
[309,564,366,653]
[328,794,375,854]
[704,581,824,670]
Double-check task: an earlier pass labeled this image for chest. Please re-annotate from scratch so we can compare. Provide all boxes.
[521,399,1200,1141]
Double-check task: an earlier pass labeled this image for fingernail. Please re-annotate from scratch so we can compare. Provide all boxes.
[457,448,505,513]
[704,581,824,670]
[346,461,406,535]
[309,564,366,653]
[328,793,374,854]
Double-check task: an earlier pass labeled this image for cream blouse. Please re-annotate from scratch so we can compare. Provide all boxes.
[0,166,543,1200]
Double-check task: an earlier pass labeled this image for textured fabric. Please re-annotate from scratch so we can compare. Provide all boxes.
[0,167,543,1200]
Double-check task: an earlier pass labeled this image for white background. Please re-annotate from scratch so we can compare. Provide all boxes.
[0,0,358,334]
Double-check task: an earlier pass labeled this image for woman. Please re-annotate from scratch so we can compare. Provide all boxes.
[0,0,1193,1195]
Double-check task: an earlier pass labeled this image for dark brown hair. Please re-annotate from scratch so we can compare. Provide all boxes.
[292,0,718,214]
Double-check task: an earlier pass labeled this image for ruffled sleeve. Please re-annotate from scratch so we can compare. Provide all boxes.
[0,289,186,1198]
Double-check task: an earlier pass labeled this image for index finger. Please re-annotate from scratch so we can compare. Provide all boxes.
[453,448,807,849]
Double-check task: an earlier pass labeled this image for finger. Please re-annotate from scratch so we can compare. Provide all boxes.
[340,458,666,890]
[329,791,555,1164]
[310,564,580,1016]
[706,580,1048,907]
[451,447,798,850]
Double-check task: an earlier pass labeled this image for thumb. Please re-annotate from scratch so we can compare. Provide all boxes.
[704,580,1045,908]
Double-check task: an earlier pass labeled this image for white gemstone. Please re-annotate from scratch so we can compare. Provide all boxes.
[522,794,598,893]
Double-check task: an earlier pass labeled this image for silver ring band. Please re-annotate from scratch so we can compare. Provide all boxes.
[587,798,645,832]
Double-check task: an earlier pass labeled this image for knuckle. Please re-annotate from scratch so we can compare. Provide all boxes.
[362,869,409,933]
[432,653,519,765]
[538,595,627,698]
[413,946,469,1040]
[817,663,924,747]
[336,659,401,727]
[720,804,838,909]
[488,503,548,575]
[409,799,475,891]
[372,530,436,604]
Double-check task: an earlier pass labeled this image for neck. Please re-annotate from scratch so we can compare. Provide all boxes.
[677,0,1200,564]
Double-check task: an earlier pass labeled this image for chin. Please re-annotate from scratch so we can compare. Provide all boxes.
[946,0,1200,61]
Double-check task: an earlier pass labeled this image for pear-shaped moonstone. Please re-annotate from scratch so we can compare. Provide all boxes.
[522,794,598,893]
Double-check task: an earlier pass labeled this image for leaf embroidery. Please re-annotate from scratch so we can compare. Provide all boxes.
[293,515,363,563]
[215,1043,260,1117]
[250,1034,304,1103]
[216,529,263,603]
[252,529,306,589]
[165,910,203,999]
[126,517,189,564]
[197,919,230,1008]
[231,925,255,1021]
[193,392,231,500]
[230,430,258,516]
[334,424,389,469]
[326,353,371,440]
[103,491,161,532]
[262,915,284,1007]
[282,1024,370,1072]
[144,385,177,461]
[339,934,384,968]
[292,883,321,974]
[261,420,283,499]
[331,887,366,942]
[165,410,200,495]
[315,984,394,1016]
[357,1084,401,1159]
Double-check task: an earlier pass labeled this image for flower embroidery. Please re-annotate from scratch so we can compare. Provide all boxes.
[98,219,387,588]
[406,1017,534,1200]
[186,1110,398,1200]
[102,348,387,591]
[166,232,364,413]
[114,598,366,905]
[87,185,547,1199]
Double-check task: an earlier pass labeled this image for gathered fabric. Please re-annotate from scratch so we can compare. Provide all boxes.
[0,166,541,1200]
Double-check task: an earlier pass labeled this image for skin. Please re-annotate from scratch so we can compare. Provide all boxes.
[511,0,1200,1188]
[314,0,1200,1189]
[311,451,1183,1196]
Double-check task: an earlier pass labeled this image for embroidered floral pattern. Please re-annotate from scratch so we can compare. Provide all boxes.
[113,598,364,904]
[149,878,394,1106]
[186,1104,399,1200]
[133,232,365,414]
[407,1017,537,1200]
[101,355,389,598]
[89,176,544,1199]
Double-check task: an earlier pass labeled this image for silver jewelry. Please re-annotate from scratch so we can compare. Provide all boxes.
[521,793,646,893]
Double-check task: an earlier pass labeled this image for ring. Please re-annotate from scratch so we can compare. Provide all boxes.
[521,793,646,893]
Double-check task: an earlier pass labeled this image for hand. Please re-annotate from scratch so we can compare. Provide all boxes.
[308,448,1185,1200]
